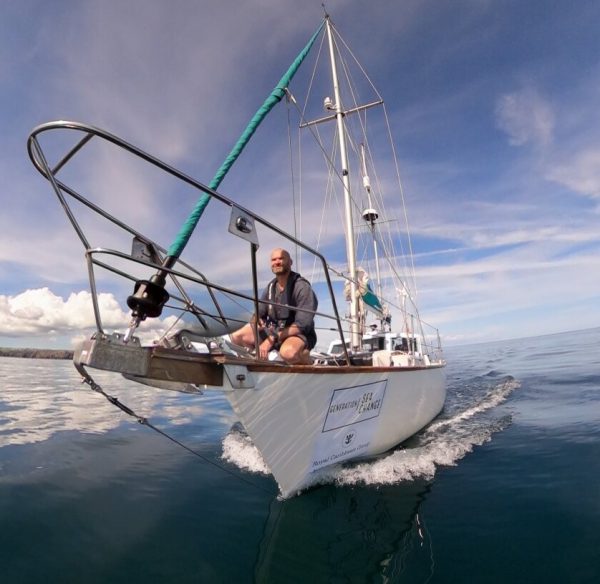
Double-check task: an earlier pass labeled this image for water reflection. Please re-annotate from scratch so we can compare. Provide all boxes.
[0,358,233,448]
[255,481,433,582]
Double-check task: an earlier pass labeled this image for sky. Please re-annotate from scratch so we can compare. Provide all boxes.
[1,0,599,349]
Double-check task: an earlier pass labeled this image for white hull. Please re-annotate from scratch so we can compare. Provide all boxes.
[71,335,446,497]
[223,364,446,498]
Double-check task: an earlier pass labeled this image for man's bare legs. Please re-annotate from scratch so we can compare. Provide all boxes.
[278,336,311,364]
[229,323,256,349]
[230,324,310,364]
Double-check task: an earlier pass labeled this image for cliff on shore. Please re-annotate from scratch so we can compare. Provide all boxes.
[0,348,74,360]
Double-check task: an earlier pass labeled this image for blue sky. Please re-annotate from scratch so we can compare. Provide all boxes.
[1,0,599,348]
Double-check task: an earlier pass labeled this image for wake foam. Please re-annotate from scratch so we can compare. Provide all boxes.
[221,377,520,489]
[424,376,519,434]
[221,423,271,475]
[334,414,513,487]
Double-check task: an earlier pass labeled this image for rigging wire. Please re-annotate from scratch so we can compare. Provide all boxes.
[277,19,425,340]
[382,101,419,296]
[285,92,300,267]
[76,365,277,496]
[330,22,419,298]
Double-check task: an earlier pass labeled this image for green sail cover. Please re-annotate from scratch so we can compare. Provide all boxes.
[362,281,384,315]
[166,21,325,259]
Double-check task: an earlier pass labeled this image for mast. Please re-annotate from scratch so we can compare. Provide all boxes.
[325,16,361,350]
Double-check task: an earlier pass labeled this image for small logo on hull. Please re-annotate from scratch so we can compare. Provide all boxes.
[343,430,356,446]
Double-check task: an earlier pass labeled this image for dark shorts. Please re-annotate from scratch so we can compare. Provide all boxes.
[259,330,310,351]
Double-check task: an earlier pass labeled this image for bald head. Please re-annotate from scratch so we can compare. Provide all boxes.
[270,248,292,276]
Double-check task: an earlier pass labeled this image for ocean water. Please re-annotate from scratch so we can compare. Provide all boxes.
[0,328,598,583]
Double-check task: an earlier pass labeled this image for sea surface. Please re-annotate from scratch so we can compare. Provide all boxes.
[1,328,598,583]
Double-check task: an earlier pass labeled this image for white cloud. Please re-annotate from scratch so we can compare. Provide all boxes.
[0,286,228,347]
[0,288,127,336]
[495,88,555,147]
[546,148,600,199]
[417,242,600,342]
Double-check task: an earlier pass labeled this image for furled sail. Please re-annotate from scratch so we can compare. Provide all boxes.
[344,267,384,316]
[166,22,325,260]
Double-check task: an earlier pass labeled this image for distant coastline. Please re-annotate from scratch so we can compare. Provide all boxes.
[0,348,74,360]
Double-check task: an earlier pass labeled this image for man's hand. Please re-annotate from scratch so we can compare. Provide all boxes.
[259,337,274,359]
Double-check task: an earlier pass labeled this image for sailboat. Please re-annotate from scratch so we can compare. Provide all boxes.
[27,14,446,498]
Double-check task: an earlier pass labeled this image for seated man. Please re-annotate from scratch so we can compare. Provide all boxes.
[230,248,317,364]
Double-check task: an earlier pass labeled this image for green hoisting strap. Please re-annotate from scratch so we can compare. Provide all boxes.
[166,21,324,260]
